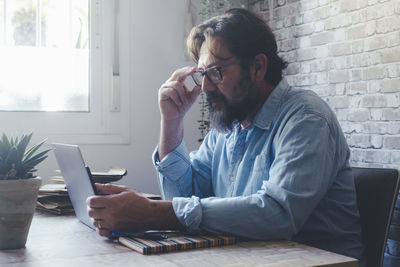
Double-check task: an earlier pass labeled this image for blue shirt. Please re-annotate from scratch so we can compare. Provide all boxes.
[153,78,364,262]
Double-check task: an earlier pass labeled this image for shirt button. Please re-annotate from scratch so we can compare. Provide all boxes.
[230,176,235,182]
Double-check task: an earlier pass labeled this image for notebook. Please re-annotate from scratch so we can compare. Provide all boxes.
[51,143,96,230]
[118,233,237,255]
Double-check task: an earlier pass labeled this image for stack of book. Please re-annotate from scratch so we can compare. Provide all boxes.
[118,233,237,255]
[36,179,73,215]
[36,166,128,215]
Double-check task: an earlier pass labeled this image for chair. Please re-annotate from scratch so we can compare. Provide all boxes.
[352,167,400,267]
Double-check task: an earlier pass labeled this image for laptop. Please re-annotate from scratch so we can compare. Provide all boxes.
[51,143,96,230]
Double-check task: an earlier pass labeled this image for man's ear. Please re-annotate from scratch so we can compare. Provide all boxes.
[251,53,267,82]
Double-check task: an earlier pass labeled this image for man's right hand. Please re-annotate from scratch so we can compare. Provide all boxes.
[158,66,201,122]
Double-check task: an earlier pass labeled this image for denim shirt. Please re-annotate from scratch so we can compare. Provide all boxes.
[153,78,364,262]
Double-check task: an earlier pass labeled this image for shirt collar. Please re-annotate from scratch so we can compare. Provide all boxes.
[253,78,290,130]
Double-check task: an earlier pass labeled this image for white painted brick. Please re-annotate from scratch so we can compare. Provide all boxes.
[281,39,298,51]
[347,109,370,122]
[340,0,359,12]
[299,36,311,47]
[376,1,395,17]
[365,21,376,36]
[368,81,381,93]
[387,31,400,47]
[312,85,332,96]
[325,15,351,30]
[315,46,329,58]
[341,121,363,134]
[386,93,400,107]
[297,47,317,61]
[346,25,366,40]
[300,63,311,73]
[387,64,398,78]
[383,136,400,149]
[310,59,332,72]
[363,66,385,80]
[334,56,352,69]
[294,23,315,37]
[329,42,352,56]
[370,135,383,148]
[392,151,400,164]
[351,53,380,67]
[350,69,362,82]
[373,44,398,64]
[285,63,300,75]
[396,0,400,14]
[370,108,383,120]
[388,122,400,134]
[314,21,325,32]
[327,95,350,108]
[317,72,328,84]
[284,16,297,28]
[382,109,400,120]
[335,83,346,95]
[318,0,329,6]
[364,36,387,51]
[364,150,391,164]
[347,82,368,95]
[294,74,317,85]
[329,70,349,83]
[361,94,386,107]
[352,40,364,54]
[301,0,319,10]
[376,15,400,34]
[381,79,400,93]
[335,108,348,121]
[348,134,372,148]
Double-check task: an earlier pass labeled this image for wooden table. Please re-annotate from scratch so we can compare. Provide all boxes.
[0,211,358,267]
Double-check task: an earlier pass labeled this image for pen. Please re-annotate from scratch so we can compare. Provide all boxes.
[111,230,168,240]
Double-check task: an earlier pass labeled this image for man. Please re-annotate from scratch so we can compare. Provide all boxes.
[87,8,364,263]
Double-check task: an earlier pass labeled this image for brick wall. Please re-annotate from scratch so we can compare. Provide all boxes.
[249,0,400,169]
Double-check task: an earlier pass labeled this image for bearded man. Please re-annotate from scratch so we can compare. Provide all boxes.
[87,8,364,264]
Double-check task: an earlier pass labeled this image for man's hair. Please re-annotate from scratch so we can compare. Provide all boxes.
[187,8,287,86]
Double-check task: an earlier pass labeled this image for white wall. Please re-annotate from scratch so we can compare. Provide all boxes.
[38,0,202,194]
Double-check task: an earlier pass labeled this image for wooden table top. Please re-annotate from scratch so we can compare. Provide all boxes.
[0,211,358,267]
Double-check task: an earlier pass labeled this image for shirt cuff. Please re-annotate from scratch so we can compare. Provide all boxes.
[172,196,202,233]
[152,141,191,181]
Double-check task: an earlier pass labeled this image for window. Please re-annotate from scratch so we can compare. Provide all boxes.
[0,0,130,144]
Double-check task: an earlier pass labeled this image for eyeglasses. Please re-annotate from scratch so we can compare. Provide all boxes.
[191,60,240,86]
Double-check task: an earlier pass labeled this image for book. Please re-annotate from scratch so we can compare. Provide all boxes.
[118,233,237,255]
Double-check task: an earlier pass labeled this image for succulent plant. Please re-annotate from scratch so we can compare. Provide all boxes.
[0,133,50,180]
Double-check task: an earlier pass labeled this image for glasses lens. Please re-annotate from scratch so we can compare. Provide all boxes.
[191,71,203,86]
[206,68,222,84]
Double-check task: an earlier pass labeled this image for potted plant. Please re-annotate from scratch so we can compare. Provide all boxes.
[0,133,50,249]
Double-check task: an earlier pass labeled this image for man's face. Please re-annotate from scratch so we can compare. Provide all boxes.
[197,38,260,132]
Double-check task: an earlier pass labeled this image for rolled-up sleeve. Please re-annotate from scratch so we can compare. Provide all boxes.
[152,141,192,200]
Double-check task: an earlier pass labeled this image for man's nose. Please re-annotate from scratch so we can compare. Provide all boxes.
[201,75,217,93]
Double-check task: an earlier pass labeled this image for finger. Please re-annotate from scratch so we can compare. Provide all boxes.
[95,183,128,195]
[87,207,106,219]
[169,66,196,83]
[86,195,108,208]
[97,228,112,237]
[160,87,183,107]
[189,85,202,102]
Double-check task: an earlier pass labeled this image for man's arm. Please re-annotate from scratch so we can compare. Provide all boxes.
[158,67,201,160]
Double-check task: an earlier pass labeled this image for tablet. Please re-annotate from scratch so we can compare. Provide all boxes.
[52,143,96,230]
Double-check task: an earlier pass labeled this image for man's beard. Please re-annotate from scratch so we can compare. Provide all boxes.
[206,74,260,132]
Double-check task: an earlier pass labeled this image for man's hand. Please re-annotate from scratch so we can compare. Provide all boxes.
[158,66,201,122]
[158,67,202,160]
[86,183,184,237]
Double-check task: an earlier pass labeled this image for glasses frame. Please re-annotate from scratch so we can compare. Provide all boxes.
[191,60,240,87]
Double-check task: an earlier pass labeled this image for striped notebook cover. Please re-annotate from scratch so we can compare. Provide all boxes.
[118,233,237,255]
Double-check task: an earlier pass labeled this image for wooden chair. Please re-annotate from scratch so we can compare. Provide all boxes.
[352,167,400,267]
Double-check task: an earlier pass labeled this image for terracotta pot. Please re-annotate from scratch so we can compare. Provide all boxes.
[0,177,42,249]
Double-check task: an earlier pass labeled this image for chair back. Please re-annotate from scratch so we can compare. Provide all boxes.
[352,167,400,267]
